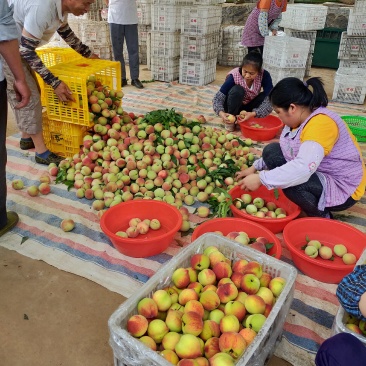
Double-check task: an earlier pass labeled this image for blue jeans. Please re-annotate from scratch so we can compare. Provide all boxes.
[262,143,357,218]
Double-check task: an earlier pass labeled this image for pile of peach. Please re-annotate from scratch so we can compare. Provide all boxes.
[125,246,286,365]
[344,312,366,338]
[303,240,357,264]
[234,194,287,219]
[115,217,161,238]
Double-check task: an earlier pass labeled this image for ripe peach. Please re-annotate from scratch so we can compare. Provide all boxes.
[147,319,169,343]
[11,179,24,190]
[269,277,286,297]
[160,349,179,364]
[60,219,75,232]
[126,226,139,238]
[218,332,246,359]
[241,261,262,278]
[198,268,217,286]
[244,294,266,314]
[240,273,261,295]
[334,244,347,257]
[127,314,148,337]
[152,289,172,311]
[256,287,274,306]
[239,328,257,345]
[200,319,220,341]
[136,221,149,235]
[199,290,220,311]
[179,288,199,306]
[38,182,51,195]
[139,335,157,350]
[224,300,246,322]
[27,185,39,197]
[182,311,204,336]
[231,259,249,274]
[220,314,240,333]
[137,297,158,319]
[343,253,357,265]
[213,261,232,280]
[175,334,203,359]
[217,282,238,304]
[184,300,205,318]
[191,253,210,271]
[172,267,191,289]
[319,245,333,260]
[165,309,183,333]
[204,337,221,359]
[161,331,181,351]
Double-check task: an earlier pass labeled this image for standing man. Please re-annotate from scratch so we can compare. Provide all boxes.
[105,0,144,89]
[0,0,31,236]
[4,0,98,166]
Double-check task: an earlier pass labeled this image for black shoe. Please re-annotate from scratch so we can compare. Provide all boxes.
[20,139,35,150]
[35,152,64,166]
[131,79,144,89]
[122,79,128,87]
[0,211,19,237]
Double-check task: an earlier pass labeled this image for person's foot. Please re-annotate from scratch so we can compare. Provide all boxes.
[122,79,128,87]
[20,139,35,150]
[0,211,19,237]
[131,79,144,89]
[35,152,64,166]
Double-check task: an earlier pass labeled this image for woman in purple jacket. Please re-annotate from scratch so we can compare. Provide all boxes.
[241,0,287,54]
[236,77,366,218]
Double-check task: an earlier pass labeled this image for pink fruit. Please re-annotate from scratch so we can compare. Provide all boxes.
[27,185,39,197]
[60,219,75,232]
[38,182,51,195]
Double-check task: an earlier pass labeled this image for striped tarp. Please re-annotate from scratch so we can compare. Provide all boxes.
[3,81,366,366]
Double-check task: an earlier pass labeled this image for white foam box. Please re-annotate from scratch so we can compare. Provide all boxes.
[263,62,306,86]
[338,32,366,61]
[218,45,247,67]
[180,32,220,61]
[179,58,217,86]
[151,31,181,58]
[280,4,328,31]
[347,8,366,37]
[332,67,366,105]
[137,0,152,25]
[284,29,317,53]
[181,5,222,35]
[108,233,297,366]
[151,4,182,32]
[151,56,180,82]
[263,36,310,68]
[331,248,366,345]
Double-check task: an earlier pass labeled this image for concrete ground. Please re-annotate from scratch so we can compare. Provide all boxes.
[1,64,338,366]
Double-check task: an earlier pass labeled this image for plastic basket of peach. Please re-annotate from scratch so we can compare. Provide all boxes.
[108,233,297,366]
[331,247,366,345]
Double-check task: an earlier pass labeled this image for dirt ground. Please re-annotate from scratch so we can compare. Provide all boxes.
[1,65,338,366]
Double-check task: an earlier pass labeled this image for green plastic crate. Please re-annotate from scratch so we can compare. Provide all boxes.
[341,115,366,142]
[312,27,346,69]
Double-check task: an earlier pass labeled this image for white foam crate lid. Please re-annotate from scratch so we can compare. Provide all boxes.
[181,5,222,35]
[180,32,220,61]
[151,31,181,58]
[280,4,328,31]
[151,4,182,32]
[347,9,366,37]
[263,36,310,68]
[338,32,366,60]
[108,233,297,366]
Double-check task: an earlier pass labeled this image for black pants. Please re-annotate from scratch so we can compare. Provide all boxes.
[0,79,8,228]
[224,85,266,116]
[262,143,357,218]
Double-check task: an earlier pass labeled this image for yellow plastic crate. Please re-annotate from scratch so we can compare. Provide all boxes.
[44,59,121,126]
[35,47,83,106]
[42,114,89,158]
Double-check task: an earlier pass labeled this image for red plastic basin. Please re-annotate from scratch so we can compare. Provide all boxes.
[283,218,366,283]
[238,115,284,141]
[229,185,301,234]
[100,200,182,258]
[191,217,282,259]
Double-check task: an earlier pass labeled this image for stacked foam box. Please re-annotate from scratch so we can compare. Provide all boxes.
[284,29,317,77]
[333,0,366,104]
[263,36,311,86]
[279,4,328,81]
[179,0,223,86]
[218,25,247,67]
[150,0,189,81]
